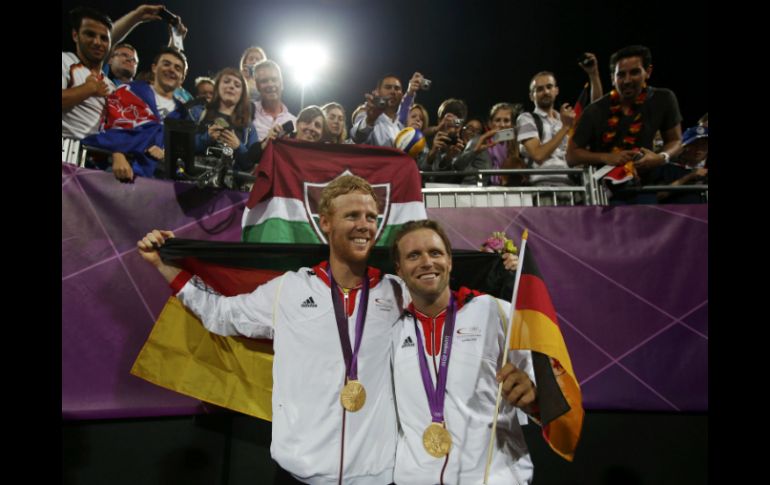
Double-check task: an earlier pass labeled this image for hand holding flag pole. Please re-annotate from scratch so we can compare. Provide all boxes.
[482,229,529,484]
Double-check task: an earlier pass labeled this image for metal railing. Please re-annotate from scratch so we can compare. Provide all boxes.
[420,167,598,207]
[62,138,88,167]
[419,167,708,207]
[63,139,707,207]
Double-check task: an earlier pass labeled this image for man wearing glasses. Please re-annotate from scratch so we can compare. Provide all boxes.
[104,43,138,87]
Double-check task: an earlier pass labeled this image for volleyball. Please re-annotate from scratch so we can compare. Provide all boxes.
[394,127,426,159]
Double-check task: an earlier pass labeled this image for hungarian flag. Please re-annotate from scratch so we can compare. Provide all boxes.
[242,139,427,245]
[509,242,584,461]
[131,239,516,421]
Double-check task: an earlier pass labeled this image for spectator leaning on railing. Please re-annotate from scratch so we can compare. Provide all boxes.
[566,45,683,205]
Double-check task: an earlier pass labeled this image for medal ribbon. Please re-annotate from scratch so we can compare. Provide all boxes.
[412,293,457,423]
[329,264,369,381]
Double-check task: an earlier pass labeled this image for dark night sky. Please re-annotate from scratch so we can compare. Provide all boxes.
[61,0,708,127]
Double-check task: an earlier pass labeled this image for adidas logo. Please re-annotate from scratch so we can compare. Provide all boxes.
[401,336,415,348]
[301,296,317,308]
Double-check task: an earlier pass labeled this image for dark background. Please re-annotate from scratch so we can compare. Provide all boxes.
[63,410,708,485]
[61,0,708,127]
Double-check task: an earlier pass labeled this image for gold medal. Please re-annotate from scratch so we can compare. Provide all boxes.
[340,379,366,412]
[422,422,452,458]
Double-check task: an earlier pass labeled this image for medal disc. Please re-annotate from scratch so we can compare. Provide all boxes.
[340,380,366,412]
[422,422,452,458]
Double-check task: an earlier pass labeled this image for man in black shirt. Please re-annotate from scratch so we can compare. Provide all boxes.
[566,45,683,204]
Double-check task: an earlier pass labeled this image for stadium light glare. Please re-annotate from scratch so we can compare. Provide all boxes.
[282,43,329,108]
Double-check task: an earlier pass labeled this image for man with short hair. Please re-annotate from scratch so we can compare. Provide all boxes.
[83,47,189,182]
[390,219,535,484]
[517,56,603,195]
[137,175,405,484]
[516,72,573,189]
[350,74,405,147]
[62,7,116,140]
[104,42,138,87]
[566,45,683,204]
[63,5,186,141]
[251,60,296,140]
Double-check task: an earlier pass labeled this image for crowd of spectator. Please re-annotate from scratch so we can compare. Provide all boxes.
[62,4,707,205]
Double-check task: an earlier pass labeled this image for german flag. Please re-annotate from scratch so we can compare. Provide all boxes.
[572,83,590,125]
[510,242,584,461]
[130,238,517,421]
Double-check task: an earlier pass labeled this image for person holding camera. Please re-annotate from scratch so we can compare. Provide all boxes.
[191,68,260,172]
[63,4,187,142]
[102,5,188,89]
[435,102,527,187]
[251,60,297,141]
[515,56,603,201]
[515,71,578,193]
[350,74,405,147]
[239,46,267,103]
[396,72,432,129]
[420,98,468,183]
[259,105,329,150]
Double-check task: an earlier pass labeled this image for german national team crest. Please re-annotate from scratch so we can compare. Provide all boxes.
[303,170,391,244]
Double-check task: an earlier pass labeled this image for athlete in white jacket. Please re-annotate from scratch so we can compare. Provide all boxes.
[137,175,406,485]
[390,220,536,485]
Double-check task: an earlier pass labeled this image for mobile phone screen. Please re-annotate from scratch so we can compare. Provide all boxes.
[171,27,184,51]
[493,128,515,143]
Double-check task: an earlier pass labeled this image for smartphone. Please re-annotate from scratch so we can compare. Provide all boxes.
[213,118,230,129]
[158,7,179,27]
[281,120,295,135]
[170,26,184,51]
[372,96,388,109]
[492,128,515,143]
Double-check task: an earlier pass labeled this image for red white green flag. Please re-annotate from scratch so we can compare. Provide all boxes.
[242,139,427,245]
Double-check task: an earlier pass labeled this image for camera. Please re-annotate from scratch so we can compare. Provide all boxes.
[372,96,389,109]
[446,133,459,145]
[578,53,595,68]
[198,144,235,189]
[158,7,180,27]
[281,120,295,135]
[420,78,432,90]
[450,118,464,128]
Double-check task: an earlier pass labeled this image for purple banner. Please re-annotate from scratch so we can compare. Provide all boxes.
[62,165,707,419]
